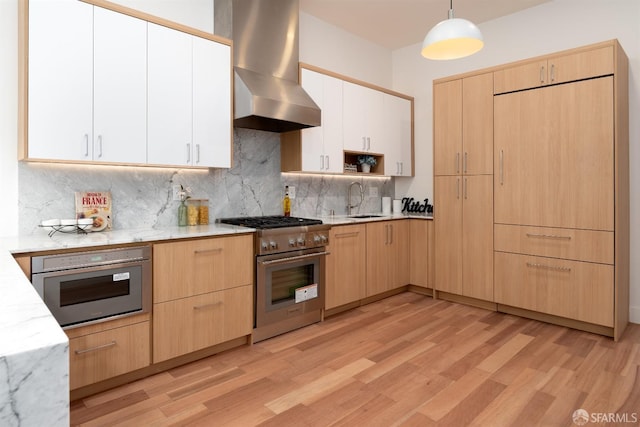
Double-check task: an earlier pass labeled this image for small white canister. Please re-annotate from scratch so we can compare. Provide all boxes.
[393,199,402,213]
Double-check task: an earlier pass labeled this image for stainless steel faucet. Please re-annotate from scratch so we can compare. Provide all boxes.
[347,182,364,216]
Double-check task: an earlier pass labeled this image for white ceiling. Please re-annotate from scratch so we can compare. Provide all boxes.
[299,0,552,50]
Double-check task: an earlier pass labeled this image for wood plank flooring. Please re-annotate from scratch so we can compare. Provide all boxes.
[70,292,640,426]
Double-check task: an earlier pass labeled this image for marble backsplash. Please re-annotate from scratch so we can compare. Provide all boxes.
[18,129,394,234]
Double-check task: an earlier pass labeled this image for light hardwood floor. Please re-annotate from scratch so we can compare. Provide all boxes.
[70,292,640,426]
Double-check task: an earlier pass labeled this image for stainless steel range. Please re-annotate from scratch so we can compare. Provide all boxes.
[219,216,330,342]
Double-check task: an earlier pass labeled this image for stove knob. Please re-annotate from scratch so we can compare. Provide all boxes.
[313,235,321,244]
[269,241,278,250]
[320,235,328,244]
[297,238,305,246]
[261,241,268,250]
[289,238,296,247]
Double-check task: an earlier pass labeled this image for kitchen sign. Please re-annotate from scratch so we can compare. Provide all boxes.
[401,197,433,214]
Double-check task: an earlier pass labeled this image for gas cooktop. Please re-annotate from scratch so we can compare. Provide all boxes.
[218,215,323,230]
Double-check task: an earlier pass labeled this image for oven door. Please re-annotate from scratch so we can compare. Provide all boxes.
[31,260,151,328]
[256,248,328,327]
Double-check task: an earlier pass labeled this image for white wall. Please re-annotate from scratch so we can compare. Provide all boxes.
[392,0,640,323]
[0,0,19,237]
[110,0,214,32]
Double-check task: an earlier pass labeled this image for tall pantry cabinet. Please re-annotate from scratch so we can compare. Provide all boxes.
[433,72,494,303]
[493,40,629,340]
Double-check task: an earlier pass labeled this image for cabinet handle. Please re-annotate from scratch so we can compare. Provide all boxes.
[499,149,504,185]
[550,64,555,82]
[186,143,191,163]
[400,162,403,175]
[456,178,460,199]
[540,65,545,83]
[193,301,223,310]
[194,248,223,255]
[84,134,89,157]
[196,144,201,164]
[456,152,460,174]
[526,262,571,273]
[526,233,571,240]
[367,137,371,151]
[75,340,116,355]
[335,232,359,238]
[464,178,468,200]
[325,155,330,170]
[463,152,468,173]
[389,224,393,245]
[320,155,325,170]
[97,135,103,158]
[362,137,366,150]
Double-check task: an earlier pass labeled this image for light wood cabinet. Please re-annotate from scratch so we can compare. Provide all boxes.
[26,0,147,163]
[493,40,628,339]
[366,221,409,297]
[325,224,367,309]
[494,45,614,94]
[434,72,493,176]
[147,23,232,168]
[68,319,150,390]
[409,219,434,289]
[433,71,493,302]
[153,285,253,362]
[152,234,253,362]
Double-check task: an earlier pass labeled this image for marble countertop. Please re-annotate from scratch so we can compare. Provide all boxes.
[317,213,433,225]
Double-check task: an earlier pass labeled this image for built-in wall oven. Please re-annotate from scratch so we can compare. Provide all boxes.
[219,216,330,342]
[31,246,151,329]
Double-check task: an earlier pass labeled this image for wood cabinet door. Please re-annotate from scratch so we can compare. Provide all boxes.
[548,46,614,86]
[388,220,410,289]
[147,22,193,166]
[93,7,147,164]
[365,222,389,297]
[462,73,493,175]
[409,220,429,288]
[461,175,493,301]
[433,80,462,176]
[27,0,93,161]
[153,234,254,303]
[325,224,366,309]
[493,60,548,94]
[494,77,614,231]
[193,36,232,168]
[153,286,253,363]
[434,176,463,295]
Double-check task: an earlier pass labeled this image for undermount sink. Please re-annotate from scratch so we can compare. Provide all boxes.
[349,214,383,219]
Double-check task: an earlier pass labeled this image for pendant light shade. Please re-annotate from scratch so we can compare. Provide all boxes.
[421,2,483,60]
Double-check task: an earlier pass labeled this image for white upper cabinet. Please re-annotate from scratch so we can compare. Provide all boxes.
[343,81,385,153]
[148,23,231,168]
[28,0,93,161]
[93,7,147,163]
[28,0,146,163]
[383,94,412,176]
[300,69,343,173]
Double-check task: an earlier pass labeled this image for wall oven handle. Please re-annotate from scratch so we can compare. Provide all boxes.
[258,251,331,266]
[75,340,116,355]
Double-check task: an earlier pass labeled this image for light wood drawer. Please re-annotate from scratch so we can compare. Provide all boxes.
[494,224,613,264]
[153,285,253,363]
[69,321,150,390]
[495,252,613,327]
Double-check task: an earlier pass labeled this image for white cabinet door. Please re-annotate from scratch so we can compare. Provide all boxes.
[28,0,93,161]
[193,37,232,168]
[93,7,147,163]
[300,69,343,173]
[343,81,384,153]
[384,94,412,176]
[147,23,193,166]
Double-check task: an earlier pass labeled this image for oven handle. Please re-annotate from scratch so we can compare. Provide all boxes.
[258,251,331,266]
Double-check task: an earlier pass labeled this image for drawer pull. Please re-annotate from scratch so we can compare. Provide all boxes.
[335,232,359,238]
[526,233,571,240]
[194,248,223,255]
[526,262,571,273]
[193,301,223,310]
[75,340,116,355]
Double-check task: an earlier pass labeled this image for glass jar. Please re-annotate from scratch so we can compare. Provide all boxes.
[178,200,187,226]
[198,199,209,225]
[186,199,200,226]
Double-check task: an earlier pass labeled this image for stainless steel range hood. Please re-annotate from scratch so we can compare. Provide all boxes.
[215,0,321,133]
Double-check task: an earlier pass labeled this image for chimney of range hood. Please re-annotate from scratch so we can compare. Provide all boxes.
[215,0,321,133]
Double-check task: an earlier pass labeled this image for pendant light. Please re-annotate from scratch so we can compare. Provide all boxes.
[421,0,483,60]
